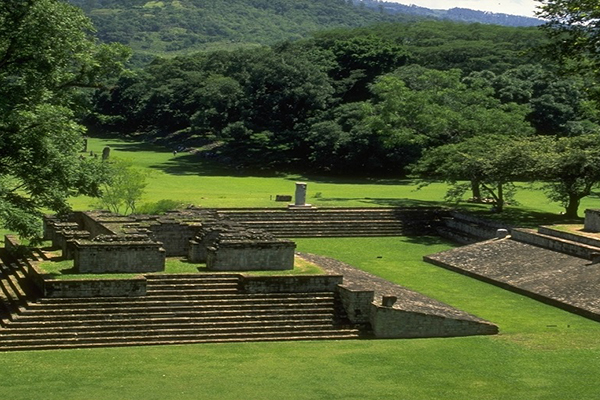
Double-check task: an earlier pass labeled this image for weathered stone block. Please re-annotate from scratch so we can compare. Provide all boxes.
[207,240,295,271]
[585,209,600,232]
[72,240,166,273]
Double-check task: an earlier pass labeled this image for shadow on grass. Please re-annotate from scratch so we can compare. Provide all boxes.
[465,207,583,228]
[317,197,451,208]
[402,235,454,246]
[149,152,285,178]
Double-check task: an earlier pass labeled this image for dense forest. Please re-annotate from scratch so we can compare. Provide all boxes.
[89,14,600,216]
[67,0,409,63]
[66,0,541,64]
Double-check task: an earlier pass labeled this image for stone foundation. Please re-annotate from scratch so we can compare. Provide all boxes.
[72,238,166,273]
[207,240,295,271]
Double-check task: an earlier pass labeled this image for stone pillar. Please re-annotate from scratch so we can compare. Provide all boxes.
[295,182,307,206]
[584,209,600,232]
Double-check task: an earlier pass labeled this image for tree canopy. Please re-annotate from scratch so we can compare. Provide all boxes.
[0,0,129,238]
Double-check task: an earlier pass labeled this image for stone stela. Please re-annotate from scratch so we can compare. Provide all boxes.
[288,182,315,210]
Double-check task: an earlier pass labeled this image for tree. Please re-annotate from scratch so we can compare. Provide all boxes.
[364,67,534,174]
[538,134,600,218]
[413,136,539,212]
[97,159,148,215]
[538,1,600,75]
[0,0,130,238]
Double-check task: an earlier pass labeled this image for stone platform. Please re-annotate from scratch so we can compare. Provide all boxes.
[425,238,600,321]
[299,253,498,338]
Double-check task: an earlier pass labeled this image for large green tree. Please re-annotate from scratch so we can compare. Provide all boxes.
[538,0,600,75]
[0,0,129,238]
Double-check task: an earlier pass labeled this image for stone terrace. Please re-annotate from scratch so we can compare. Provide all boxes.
[425,237,600,321]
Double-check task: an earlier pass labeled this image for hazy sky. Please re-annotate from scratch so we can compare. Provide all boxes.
[386,0,541,18]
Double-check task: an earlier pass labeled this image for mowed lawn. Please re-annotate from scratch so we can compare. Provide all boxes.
[1,136,600,399]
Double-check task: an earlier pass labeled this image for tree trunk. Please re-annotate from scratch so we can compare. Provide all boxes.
[564,194,581,218]
[471,179,482,202]
[495,183,504,212]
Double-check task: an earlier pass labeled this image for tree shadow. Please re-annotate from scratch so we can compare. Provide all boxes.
[317,197,451,208]
[464,207,583,228]
[148,152,286,177]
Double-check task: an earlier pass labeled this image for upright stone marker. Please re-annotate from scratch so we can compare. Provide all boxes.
[288,182,315,209]
[102,146,111,160]
[295,182,307,206]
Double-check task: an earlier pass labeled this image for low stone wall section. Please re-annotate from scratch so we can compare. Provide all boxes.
[538,226,600,249]
[297,252,498,338]
[370,306,498,338]
[240,275,343,293]
[26,259,146,298]
[207,241,296,271]
[72,240,166,273]
[337,286,374,324]
[584,209,600,232]
[511,228,598,259]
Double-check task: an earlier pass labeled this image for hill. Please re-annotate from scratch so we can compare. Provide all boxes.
[67,0,542,64]
[357,1,542,27]
[67,0,410,63]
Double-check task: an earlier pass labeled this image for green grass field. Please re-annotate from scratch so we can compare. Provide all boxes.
[2,136,600,399]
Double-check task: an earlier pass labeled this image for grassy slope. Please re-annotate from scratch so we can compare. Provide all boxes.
[2,137,600,399]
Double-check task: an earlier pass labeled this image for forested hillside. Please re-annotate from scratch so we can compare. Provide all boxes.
[67,0,541,64]
[67,0,410,63]
[357,1,542,27]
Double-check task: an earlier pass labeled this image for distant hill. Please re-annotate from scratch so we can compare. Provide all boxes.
[67,0,409,63]
[67,0,542,64]
[356,1,543,27]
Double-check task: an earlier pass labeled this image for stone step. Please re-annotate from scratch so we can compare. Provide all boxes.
[145,274,240,281]
[20,298,335,315]
[0,329,361,351]
[538,226,600,249]
[146,283,239,291]
[33,291,335,305]
[0,316,336,335]
[0,322,348,340]
[29,295,334,310]
[0,270,26,312]
[512,228,600,260]
[146,288,240,296]
[11,306,336,323]
[4,312,337,329]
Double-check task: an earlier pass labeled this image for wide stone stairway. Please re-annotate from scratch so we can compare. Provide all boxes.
[0,269,360,351]
[216,207,443,237]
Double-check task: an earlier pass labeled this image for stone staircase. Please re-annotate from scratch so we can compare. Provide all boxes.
[0,272,360,351]
[511,226,600,260]
[215,207,444,238]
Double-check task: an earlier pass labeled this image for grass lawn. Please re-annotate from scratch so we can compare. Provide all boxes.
[1,237,599,400]
[2,136,600,399]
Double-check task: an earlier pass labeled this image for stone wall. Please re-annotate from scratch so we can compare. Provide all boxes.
[72,240,166,273]
[240,275,343,293]
[4,235,20,254]
[26,259,146,298]
[369,305,498,338]
[74,211,117,238]
[147,221,202,257]
[337,286,374,324]
[511,228,593,259]
[207,240,295,271]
